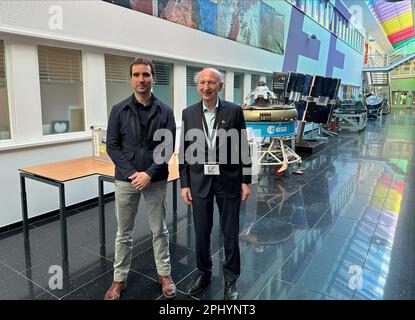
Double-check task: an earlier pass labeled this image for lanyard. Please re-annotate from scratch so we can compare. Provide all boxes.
[201,105,221,151]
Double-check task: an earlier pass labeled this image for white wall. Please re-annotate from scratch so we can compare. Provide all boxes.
[0,1,283,228]
[0,1,283,74]
[0,141,104,227]
[333,39,364,87]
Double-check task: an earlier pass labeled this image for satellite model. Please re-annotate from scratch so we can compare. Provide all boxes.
[243,81,302,175]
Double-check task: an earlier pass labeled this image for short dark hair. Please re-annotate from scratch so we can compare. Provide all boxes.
[129,58,156,78]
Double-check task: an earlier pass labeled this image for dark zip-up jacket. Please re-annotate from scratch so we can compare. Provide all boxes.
[106,94,176,182]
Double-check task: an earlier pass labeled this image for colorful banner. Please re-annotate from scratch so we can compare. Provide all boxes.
[158,0,199,29]
[108,0,284,55]
[198,0,217,34]
[260,2,284,54]
[130,0,153,15]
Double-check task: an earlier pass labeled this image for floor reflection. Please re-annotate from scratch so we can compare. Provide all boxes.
[1,109,415,299]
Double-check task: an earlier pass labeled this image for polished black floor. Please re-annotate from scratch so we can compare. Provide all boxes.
[1,108,414,300]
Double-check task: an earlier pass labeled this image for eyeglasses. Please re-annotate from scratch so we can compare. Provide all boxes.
[198,80,219,87]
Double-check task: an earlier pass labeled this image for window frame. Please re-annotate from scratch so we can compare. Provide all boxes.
[0,37,13,144]
[104,52,135,116]
[37,43,87,137]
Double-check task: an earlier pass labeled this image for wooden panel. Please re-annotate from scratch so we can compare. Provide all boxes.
[20,157,111,181]
[20,155,179,183]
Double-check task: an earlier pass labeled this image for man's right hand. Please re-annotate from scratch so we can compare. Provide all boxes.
[128,171,151,190]
[181,187,192,205]
[128,171,140,182]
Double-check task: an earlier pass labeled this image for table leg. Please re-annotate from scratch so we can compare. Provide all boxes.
[172,180,177,214]
[58,183,68,260]
[20,173,29,240]
[98,176,106,250]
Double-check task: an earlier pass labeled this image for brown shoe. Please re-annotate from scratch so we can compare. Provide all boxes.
[159,275,176,299]
[104,281,125,300]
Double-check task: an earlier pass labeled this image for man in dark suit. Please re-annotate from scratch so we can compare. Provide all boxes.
[179,68,251,300]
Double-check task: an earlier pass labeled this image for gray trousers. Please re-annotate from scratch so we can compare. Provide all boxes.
[113,179,170,282]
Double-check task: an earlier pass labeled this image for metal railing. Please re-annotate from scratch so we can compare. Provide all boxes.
[388,39,415,65]
[364,38,415,68]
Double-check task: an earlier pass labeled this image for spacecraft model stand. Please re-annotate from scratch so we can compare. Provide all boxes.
[333,111,367,131]
[257,135,303,176]
[295,96,328,154]
[243,81,304,176]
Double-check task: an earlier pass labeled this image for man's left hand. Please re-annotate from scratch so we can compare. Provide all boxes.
[241,183,250,201]
[131,172,151,190]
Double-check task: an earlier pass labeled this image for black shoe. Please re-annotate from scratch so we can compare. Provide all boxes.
[186,273,211,297]
[224,281,238,300]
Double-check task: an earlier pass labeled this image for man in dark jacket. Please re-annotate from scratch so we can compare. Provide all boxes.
[179,68,251,300]
[104,58,176,300]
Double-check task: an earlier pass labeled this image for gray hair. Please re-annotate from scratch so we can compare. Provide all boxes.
[194,68,224,84]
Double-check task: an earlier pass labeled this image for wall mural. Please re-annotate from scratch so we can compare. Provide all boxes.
[158,0,199,29]
[106,0,285,55]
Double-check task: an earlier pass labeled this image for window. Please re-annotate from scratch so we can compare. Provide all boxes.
[299,0,306,12]
[0,40,10,140]
[233,72,244,106]
[291,0,362,53]
[38,45,84,135]
[105,54,135,116]
[218,69,225,101]
[186,66,202,106]
[153,61,174,108]
[251,74,260,91]
[312,0,319,21]
[318,0,325,25]
[266,75,273,91]
[305,0,313,17]
[404,61,411,72]
[187,66,225,106]
[106,56,174,113]
[392,91,399,105]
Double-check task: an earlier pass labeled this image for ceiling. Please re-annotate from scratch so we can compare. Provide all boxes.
[366,0,414,48]
[342,0,393,52]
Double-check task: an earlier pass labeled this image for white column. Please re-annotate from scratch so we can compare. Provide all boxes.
[224,71,234,102]
[260,75,267,83]
[83,49,107,128]
[243,73,251,101]
[8,37,43,143]
[173,63,187,125]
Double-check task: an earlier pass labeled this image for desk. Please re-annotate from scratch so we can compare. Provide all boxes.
[19,156,179,260]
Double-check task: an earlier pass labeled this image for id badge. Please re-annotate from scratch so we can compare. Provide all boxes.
[204,163,220,175]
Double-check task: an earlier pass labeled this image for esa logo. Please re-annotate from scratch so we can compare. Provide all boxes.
[267,125,288,134]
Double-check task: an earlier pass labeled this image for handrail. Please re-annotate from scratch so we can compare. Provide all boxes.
[364,38,415,68]
[387,39,415,65]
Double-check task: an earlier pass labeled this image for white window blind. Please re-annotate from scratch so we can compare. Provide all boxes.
[266,75,272,89]
[251,74,260,90]
[105,54,134,83]
[234,73,242,88]
[187,66,202,86]
[154,61,173,85]
[0,40,5,87]
[38,45,82,82]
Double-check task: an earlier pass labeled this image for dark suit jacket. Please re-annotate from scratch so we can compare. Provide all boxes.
[107,94,176,182]
[179,99,251,198]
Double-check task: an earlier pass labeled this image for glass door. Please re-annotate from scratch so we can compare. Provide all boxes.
[392,91,399,105]
[399,91,408,106]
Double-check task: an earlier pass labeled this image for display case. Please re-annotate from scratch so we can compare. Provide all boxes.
[91,126,112,162]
